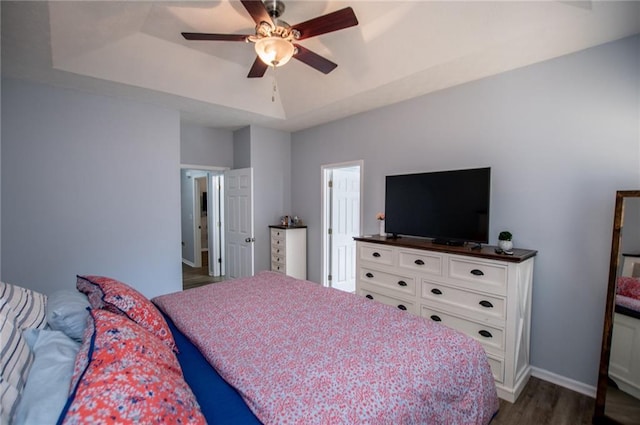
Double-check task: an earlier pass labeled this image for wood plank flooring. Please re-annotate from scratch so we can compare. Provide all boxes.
[492,377,594,425]
[182,253,225,290]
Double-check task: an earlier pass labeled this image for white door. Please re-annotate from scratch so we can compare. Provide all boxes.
[324,163,361,292]
[225,168,254,279]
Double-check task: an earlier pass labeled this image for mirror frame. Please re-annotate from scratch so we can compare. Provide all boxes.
[594,190,640,424]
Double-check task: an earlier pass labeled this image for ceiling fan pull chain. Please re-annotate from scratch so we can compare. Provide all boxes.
[272,67,277,102]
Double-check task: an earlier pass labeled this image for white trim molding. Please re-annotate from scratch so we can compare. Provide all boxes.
[531,367,596,398]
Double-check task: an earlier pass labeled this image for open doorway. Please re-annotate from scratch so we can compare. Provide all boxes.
[180,166,226,290]
[322,161,363,292]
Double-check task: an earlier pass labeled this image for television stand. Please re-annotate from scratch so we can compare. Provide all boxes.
[432,238,465,247]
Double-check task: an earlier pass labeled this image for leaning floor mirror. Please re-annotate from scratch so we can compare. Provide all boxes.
[594,190,640,424]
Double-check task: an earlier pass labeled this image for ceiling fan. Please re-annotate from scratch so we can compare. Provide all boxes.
[182,0,359,78]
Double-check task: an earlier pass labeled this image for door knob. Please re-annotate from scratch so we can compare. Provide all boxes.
[245,237,255,243]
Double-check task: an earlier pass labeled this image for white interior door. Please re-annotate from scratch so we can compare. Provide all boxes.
[324,164,361,292]
[225,168,254,279]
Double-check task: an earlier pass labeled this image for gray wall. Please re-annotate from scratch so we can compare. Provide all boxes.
[1,78,182,298]
[232,125,291,273]
[180,168,196,264]
[247,126,292,273]
[0,3,3,279]
[290,35,640,387]
[233,127,251,169]
[180,121,234,167]
[179,122,234,265]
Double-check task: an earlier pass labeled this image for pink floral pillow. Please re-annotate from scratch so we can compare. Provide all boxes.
[76,275,177,352]
[60,309,205,425]
[617,276,640,301]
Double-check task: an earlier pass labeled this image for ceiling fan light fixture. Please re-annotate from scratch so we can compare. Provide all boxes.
[254,36,295,67]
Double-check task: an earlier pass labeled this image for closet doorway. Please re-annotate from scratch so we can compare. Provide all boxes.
[322,161,363,292]
[180,166,226,290]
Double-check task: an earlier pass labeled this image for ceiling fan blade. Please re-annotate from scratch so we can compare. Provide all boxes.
[248,56,269,78]
[293,44,337,74]
[182,32,250,42]
[292,7,358,41]
[241,0,274,27]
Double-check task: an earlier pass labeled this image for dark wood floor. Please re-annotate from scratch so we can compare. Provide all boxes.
[492,377,594,424]
[604,382,640,425]
[182,252,225,290]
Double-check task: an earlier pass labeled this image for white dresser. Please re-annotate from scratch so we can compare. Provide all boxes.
[355,236,536,403]
[269,226,307,280]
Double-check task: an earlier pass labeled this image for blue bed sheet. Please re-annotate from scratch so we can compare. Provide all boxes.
[163,312,261,425]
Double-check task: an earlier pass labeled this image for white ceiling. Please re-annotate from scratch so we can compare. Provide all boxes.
[2,1,639,132]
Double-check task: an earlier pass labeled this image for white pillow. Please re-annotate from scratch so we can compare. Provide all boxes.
[46,290,90,341]
[0,281,47,330]
[13,329,80,425]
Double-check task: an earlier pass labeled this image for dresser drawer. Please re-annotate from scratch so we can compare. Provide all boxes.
[421,280,506,323]
[271,238,286,252]
[359,243,394,266]
[398,249,443,276]
[271,261,286,274]
[360,267,416,297]
[271,252,286,264]
[421,306,505,353]
[271,243,285,256]
[270,228,286,239]
[447,257,507,296]
[359,287,416,314]
[486,354,505,384]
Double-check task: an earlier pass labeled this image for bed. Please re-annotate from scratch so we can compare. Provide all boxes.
[1,271,499,424]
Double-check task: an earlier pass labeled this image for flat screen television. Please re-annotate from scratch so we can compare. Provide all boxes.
[384,167,491,245]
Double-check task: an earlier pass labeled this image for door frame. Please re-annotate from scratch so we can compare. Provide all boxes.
[321,160,364,288]
[180,164,228,276]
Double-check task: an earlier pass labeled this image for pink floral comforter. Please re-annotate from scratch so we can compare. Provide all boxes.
[153,271,498,425]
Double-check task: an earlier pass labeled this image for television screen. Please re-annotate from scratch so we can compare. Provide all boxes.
[384,167,490,244]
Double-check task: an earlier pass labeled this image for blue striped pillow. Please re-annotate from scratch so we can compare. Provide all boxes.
[1,300,35,423]
[0,282,47,330]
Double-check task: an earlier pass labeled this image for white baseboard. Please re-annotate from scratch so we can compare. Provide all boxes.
[531,367,597,398]
[182,259,196,267]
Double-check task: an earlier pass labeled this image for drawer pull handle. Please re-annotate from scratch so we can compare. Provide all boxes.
[372,252,381,258]
[397,305,407,311]
[414,259,425,265]
[479,300,493,308]
[397,280,408,287]
[470,269,484,276]
[365,272,374,278]
[365,294,374,300]
[479,330,493,338]
[431,288,443,295]
[430,315,442,322]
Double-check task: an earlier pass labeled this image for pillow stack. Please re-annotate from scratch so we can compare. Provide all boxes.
[0,282,47,424]
[56,275,204,424]
[2,275,206,425]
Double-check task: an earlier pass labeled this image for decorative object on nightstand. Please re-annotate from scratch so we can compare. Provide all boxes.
[376,212,386,237]
[498,231,513,253]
